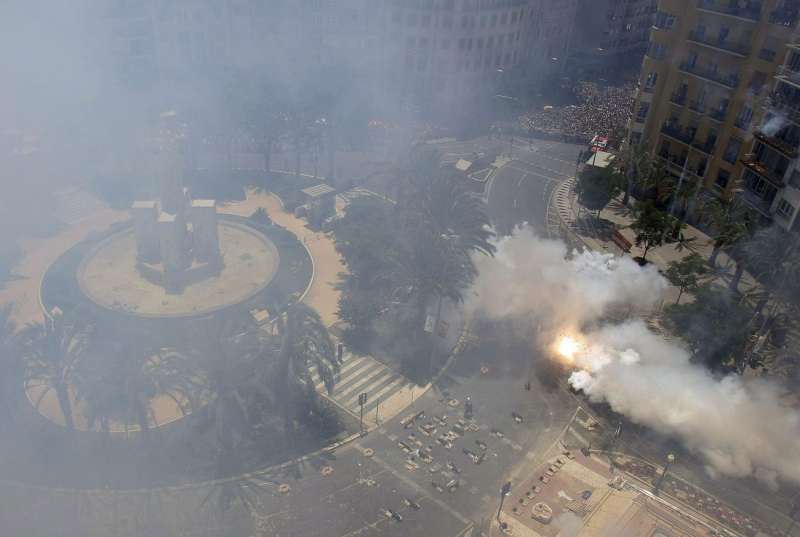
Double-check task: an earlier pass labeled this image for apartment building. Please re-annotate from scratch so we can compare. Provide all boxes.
[629,0,798,213]
[97,0,570,108]
[743,33,800,230]
[571,0,658,73]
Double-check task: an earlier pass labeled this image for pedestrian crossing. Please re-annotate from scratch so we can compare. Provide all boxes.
[307,352,413,418]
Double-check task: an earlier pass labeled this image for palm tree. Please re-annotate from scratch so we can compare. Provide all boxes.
[0,305,19,405]
[190,315,266,451]
[639,158,674,205]
[738,225,800,308]
[615,142,652,206]
[399,173,496,304]
[271,304,339,434]
[701,196,752,268]
[72,338,202,438]
[21,310,91,431]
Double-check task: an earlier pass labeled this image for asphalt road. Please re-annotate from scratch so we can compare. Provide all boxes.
[243,320,579,537]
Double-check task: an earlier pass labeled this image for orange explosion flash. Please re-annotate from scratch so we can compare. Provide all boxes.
[555,335,582,364]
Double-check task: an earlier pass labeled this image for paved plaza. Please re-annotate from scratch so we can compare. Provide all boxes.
[78,221,278,318]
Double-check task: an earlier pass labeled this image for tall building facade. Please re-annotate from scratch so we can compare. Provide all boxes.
[629,0,798,211]
[743,31,800,230]
[97,0,570,107]
[571,0,658,73]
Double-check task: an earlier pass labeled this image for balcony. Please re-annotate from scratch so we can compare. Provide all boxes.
[753,130,799,158]
[661,123,695,145]
[688,100,706,114]
[679,62,739,89]
[670,92,687,105]
[742,153,787,186]
[758,48,777,62]
[687,30,750,57]
[697,0,762,21]
[766,92,800,125]
[776,65,800,89]
[692,138,717,155]
[658,151,688,172]
[769,8,798,27]
[709,107,728,122]
[740,184,775,216]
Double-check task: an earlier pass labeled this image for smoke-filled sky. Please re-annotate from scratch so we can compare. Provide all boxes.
[468,225,800,487]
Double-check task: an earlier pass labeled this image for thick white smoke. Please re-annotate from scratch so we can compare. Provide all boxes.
[469,225,800,485]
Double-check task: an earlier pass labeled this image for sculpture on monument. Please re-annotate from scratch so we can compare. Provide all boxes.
[130,111,222,293]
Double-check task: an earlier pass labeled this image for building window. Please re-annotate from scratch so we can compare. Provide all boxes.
[715,169,730,190]
[442,39,450,50]
[777,198,796,219]
[636,102,650,122]
[480,15,487,28]
[443,16,453,29]
[408,13,417,26]
[501,12,508,24]
[654,11,676,29]
[723,138,742,164]
[422,14,431,27]
[736,106,753,129]
[644,72,658,89]
[491,14,497,27]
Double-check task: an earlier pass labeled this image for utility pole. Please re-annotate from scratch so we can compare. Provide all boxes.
[653,453,675,495]
[358,392,368,436]
[497,481,512,522]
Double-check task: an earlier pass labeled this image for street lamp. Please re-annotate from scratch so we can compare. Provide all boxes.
[653,453,675,495]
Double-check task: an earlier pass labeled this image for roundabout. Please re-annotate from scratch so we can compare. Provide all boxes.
[77,220,279,319]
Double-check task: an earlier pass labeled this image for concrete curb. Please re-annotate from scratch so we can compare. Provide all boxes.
[261,191,316,305]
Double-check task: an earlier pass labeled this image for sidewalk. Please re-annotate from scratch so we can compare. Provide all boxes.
[552,177,761,303]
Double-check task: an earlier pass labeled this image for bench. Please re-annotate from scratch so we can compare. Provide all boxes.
[612,229,633,253]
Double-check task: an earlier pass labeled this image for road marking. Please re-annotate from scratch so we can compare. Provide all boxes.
[370,452,474,526]
[516,173,528,187]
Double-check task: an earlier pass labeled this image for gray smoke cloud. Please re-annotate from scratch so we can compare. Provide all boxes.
[469,225,800,486]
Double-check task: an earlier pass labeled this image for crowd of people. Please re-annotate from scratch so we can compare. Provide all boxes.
[518,82,636,143]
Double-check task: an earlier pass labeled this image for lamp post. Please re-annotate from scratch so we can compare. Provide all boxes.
[653,453,675,495]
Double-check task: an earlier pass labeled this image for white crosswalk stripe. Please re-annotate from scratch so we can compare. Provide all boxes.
[307,351,413,414]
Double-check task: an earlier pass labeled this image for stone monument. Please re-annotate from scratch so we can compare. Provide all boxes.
[130,111,222,293]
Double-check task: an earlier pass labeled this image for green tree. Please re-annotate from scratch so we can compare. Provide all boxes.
[21,310,91,431]
[701,196,752,268]
[738,225,800,313]
[574,166,622,221]
[190,315,266,451]
[664,253,708,304]
[630,201,672,263]
[639,159,674,204]
[333,196,402,345]
[225,71,288,179]
[666,284,752,373]
[0,305,20,408]
[272,304,338,434]
[72,333,201,439]
[398,173,496,303]
[614,142,652,206]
